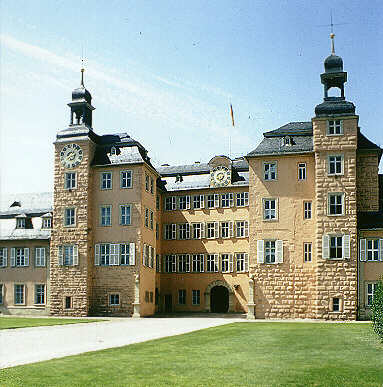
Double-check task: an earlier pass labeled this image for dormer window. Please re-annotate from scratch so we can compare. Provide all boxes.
[327,120,343,135]
[16,218,26,229]
[283,136,293,146]
[110,146,117,155]
[42,218,52,229]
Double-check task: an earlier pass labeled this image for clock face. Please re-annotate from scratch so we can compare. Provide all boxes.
[211,166,231,187]
[60,143,83,169]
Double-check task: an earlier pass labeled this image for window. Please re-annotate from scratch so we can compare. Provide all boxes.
[35,247,46,267]
[298,163,306,180]
[65,296,72,309]
[220,222,230,238]
[120,170,132,188]
[179,196,191,210]
[14,284,24,305]
[257,240,284,264]
[145,208,149,227]
[120,205,131,225]
[156,195,160,210]
[328,193,344,215]
[323,235,350,260]
[360,239,383,262]
[164,255,176,273]
[145,174,150,191]
[192,289,200,305]
[178,289,186,305]
[94,243,134,266]
[328,155,343,175]
[35,284,45,305]
[100,205,112,226]
[236,192,249,207]
[150,210,154,230]
[221,254,233,273]
[150,291,154,303]
[327,120,343,135]
[193,195,205,209]
[64,208,76,227]
[65,172,76,189]
[156,255,161,272]
[236,221,249,238]
[0,248,7,268]
[120,244,132,265]
[156,223,159,240]
[42,217,52,229]
[150,177,154,194]
[0,284,3,304]
[221,193,234,208]
[110,294,120,306]
[207,194,219,208]
[101,172,112,190]
[179,223,190,240]
[236,253,249,272]
[164,224,177,240]
[165,197,176,211]
[11,248,29,267]
[263,199,277,220]
[264,162,277,181]
[16,218,26,229]
[206,254,219,272]
[142,244,151,267]
[304,243,312,262]
[304,202,312,219]
[332,297,340,312]
[206,222,219,239]
[192,254,204,272]
[366,283,379,306]
[178,254,190,272]
[59,245,79,266]
[100,244,111,266]
[192,223,204,239]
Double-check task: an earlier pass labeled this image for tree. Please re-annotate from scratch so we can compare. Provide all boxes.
[371,276,383,342]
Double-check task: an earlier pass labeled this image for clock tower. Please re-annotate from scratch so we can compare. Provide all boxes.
[50,69,96,316]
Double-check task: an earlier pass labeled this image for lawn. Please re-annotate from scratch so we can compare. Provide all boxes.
[0,317,103,330]
[1,322,382,387]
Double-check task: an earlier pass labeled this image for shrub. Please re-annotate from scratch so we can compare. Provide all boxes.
[371,276,383,342]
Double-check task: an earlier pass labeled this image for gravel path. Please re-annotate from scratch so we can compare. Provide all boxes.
[0,317,239,369]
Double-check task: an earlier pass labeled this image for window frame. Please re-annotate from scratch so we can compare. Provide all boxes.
[0,248,7,268]
[236,253,249,273]
[221,193,234,208]
[64,172,77,190]
[42,217,52,229]
[119,204,131,226]
[327,119,343,136]
[298,162,306,181]
[366,282,379,307]
[236,192,249,207]
[100,171,113,190]
[192,289,200,305]
[16,218,26,229]
[100,205,112,226]
[120,170,133,189]
[328,192,344,216]
[165,196,177,211]
[304,201,312,219]
[263,161,277,181]
[109,293,120,306]
[34,284,45,305]
[178,289,186,305]
[263,198,278,221]
[64,207,76,227]
[35,247,46,267]
[14,284,25,305]
[304,242,312,262]
[328,155,344,176]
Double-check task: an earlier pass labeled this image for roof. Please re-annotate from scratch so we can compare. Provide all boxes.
[0,192,53,218]
[0,228,51,240]
[263,122,313,137]
[358,131,382,153]
[157,158,248,177]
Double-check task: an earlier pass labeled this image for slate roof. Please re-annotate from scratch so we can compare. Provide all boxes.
[358,131,382,154]
[0,192,53,218]
[263,122,313,137]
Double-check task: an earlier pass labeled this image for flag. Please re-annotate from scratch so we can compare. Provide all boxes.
[230,104,235,127]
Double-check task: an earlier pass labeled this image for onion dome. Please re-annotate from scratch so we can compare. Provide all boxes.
[324,54,343,73]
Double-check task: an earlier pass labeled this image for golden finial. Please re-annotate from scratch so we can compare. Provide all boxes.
[330,32,335,55]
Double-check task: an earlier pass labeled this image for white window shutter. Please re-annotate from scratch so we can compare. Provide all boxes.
[244,253,249,272]
[214,194,220,208]
[342,235,350,259]
[214,222,219,238]
[58,246,63,266]
[153,248,156,268]
[257,240,264,263]
[276,240,283,263]
[186,195,191,210]
[41,248,46,267]
[11,248,16,267]
[186,254,191,272]
[244,221,249,237]
[172,255,177,272]
[200,222,205,239]
[201,254,205,272]
[186,223,190,239]
[229,254,234,272]
[200,195,205,208]
[214,254,219,272]
[322,235,330,259]
[130,242,135,265]
[3,248,7,267]
[379,239,383,262]
[110,244,120,265]
[229,193,234,207]
[73,245,79,266]
[229,221,234,238]
[25,248,30,266]
[172,223,177,239]
[95,244,100,265]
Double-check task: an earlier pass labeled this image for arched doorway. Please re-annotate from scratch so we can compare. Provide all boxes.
[210,286,229,313]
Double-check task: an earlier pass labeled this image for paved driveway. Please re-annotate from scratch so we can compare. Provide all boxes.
[0,317,240,369]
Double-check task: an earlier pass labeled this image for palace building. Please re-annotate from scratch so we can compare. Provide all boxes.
[0,38,382,320]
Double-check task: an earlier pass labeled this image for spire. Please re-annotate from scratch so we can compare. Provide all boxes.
[81,59,85,87]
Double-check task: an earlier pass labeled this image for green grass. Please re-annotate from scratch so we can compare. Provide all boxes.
[0,317,104,330]
[1,322,382,386]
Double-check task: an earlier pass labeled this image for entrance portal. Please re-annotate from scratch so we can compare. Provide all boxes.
[210,286,229,313]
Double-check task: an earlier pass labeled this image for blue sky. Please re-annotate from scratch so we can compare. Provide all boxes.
[1,0,382,194]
